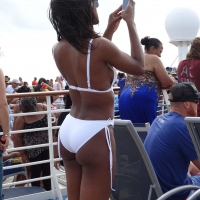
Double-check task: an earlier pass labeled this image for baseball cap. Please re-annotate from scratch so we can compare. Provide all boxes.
[11,79,20,84]
[168,82,200,103]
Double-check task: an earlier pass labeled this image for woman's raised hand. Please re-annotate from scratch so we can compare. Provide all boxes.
[107,5,122,33]
[122,0,135,23]
[103,5,122,40]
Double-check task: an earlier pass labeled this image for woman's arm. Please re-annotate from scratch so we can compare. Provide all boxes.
[13,117,27,158]
[103,6,122,41]
[152,56,174,88]
[3,152,20,162]
[100,1,145,75]
[0,68,10,151]
[0,68,10,134]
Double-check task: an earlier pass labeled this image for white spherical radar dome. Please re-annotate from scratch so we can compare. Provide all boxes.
[165,7,200,42]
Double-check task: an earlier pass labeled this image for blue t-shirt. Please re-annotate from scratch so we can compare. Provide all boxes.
[144,112,197,200]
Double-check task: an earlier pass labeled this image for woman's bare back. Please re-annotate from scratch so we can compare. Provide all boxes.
[53,39,115,120]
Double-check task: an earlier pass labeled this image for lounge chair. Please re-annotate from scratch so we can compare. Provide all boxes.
[185,117,200,161]
[111,120,199,200]
[132,122,150,142]
[111,120,162,200]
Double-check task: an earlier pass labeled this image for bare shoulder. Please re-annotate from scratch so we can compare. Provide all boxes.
[15,116,24,123]
[145,54,161,62]
[94,37,118,49]
[36,103,47,110]
[53,40,71,55]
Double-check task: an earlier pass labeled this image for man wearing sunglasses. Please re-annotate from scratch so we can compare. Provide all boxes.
[144,82,200,200]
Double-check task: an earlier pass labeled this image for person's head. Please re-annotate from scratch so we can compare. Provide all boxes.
[186,37,200,60]
[34,84,49,103]
[23,82,28,87]
[19,97,37,113]
[19,77,22,81]
[38,78,47,85]
[169,82,200,117]
[141,36,163,57]
[49,0,100,53]
[56,76,61,82]
[11,79,20,89]
[118,72,126,79]
[34,77,37,81]
[16,86,31,93]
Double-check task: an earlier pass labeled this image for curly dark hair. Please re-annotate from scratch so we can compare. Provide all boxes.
[49,0,100,54]
[19,97,37,113]
[186,37,200,60]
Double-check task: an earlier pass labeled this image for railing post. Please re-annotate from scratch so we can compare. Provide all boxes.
[46,95,63,200]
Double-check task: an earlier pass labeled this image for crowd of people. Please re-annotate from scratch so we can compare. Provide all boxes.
[0,0,200,200]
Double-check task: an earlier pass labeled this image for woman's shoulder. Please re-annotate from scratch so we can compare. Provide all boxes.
[36,103,47,110]
[145,54,160,62]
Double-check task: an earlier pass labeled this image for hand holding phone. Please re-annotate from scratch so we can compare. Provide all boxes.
[122,0,129,10]
[121,0,135,23]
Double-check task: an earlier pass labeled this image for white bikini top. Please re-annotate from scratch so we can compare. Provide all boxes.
[53,39,117,93]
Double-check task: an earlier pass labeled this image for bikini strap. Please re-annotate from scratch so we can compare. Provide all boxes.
[86,39,94,89]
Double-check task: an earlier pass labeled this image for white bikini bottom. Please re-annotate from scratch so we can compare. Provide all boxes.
[58,114,114,189]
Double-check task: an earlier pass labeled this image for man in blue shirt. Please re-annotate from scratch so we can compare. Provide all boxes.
[144,82,200,200]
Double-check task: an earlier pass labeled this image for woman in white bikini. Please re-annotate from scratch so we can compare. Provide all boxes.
[49,0,144,199]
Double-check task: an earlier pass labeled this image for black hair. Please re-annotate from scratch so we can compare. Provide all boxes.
[49,0,100,54]
[24,81,28,86]
[118,72,125,79]
[16,86,31,93]
[19,97,37,112]
[63,85,72,109]
[38,78,47,85]
[141,36,162,52]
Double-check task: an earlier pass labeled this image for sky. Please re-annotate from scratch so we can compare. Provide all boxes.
[0,0,200,85]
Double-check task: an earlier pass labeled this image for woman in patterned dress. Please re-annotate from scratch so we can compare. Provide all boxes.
[119,36,174,124]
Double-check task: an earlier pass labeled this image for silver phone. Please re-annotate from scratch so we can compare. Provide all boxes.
[122,0,129,10]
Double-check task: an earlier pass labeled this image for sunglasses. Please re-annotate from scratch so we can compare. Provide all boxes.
[93,0,99,8]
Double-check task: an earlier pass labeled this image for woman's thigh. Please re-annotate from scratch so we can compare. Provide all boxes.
[60,141,82,200]
[76,127,116,200]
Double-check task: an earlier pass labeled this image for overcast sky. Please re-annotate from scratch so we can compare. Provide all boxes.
[0,0,200,84]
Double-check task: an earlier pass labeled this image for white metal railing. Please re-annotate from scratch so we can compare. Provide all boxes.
[2,91,69,200]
